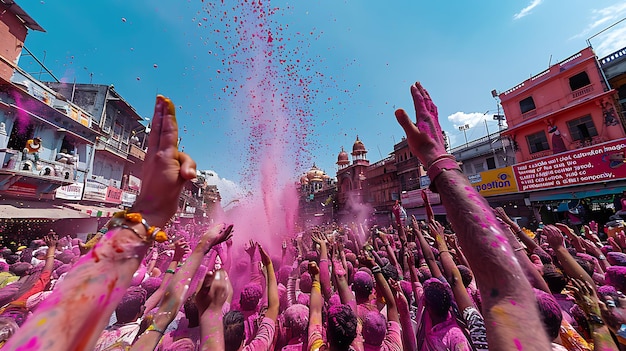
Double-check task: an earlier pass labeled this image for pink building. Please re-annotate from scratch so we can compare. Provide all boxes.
[501,47,625,162]
[500,46,626,225]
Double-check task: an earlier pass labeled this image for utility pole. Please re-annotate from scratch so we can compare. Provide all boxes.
[459,124,470,148]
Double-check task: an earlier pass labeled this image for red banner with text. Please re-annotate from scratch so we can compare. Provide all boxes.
[513,138,626,192]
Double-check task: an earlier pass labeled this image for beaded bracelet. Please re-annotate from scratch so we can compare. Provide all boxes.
[371,265,382,274]
[165,269,176,274]
[112,210,169,243]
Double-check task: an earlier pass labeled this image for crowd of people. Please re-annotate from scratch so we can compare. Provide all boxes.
[0,85,623,350]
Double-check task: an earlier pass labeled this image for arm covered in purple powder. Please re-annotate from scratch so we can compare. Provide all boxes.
[394,82,551,350]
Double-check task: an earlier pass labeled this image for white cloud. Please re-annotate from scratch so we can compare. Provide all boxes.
[571,3,626,44]
[593,25,626,58]
[513,0,543,20]
[447,111,488,129]
[197,170,245,207]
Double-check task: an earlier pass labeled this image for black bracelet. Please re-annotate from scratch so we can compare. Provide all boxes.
[371,265,382,274]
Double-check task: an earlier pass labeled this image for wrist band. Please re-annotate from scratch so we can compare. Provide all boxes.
[165,269,175,274]
[598,254,606,260]
[514,247,525,252]
[146,323,165,335]
[312,281,321,291]
[427,158,462,193]
[371,265,382,274]
[427,154,456,169]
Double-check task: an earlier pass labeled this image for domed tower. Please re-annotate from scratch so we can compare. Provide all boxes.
[351,135,368,164]
[337,147,349,170]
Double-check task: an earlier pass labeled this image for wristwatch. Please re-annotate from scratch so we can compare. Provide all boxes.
[588,314,604,326]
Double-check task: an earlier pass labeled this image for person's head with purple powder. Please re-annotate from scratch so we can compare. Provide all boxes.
[362,311,387,347]
[239,283,263,311]
[352,271,373,301]
[326,304,357,351]
[423,278,452,319]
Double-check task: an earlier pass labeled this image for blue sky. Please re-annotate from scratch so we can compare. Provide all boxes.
[16,0,626,202]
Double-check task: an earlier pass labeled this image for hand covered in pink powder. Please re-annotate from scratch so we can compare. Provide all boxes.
[258,244,272,266]
[201,223,234,249]
[394,82,448,167]
[196,269,231,313]
[172,238,190,261]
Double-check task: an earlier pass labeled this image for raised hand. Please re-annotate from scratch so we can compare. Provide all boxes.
[308,261,320,277]
[172,238,191,261]
[258,244,272,267]
[196,269,231,313]
[245,239,257,257]
[359,250,376,269]
[569,278,601,318]
[544,225,566,249]
[200,223,233,250]
[131,96,197,228]
[394,82,447,167]
[44,233,58,247]
[494,207,514,226]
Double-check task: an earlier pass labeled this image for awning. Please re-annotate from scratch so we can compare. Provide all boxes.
[0,201,89,219]
[529,184,626,202]
[63,203,120,218]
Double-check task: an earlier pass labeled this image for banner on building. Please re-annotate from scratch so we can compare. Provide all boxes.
[513,138,626,192]
[55,183,84,200]
[106,186,123,204]
[121,191,137,207]
[5,182,37,197]
[471,167,519,197]
[400,189,441,208]
[128,175,142,192]
[83,179,107,202]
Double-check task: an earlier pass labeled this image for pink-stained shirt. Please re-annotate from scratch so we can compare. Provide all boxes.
[421,317,471,351]
[243,316,276,351]
[363,321,403,351]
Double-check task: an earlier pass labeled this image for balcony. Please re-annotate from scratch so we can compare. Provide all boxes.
[572,135,607,149]
[95,139,128,160]
[128,144,145,161]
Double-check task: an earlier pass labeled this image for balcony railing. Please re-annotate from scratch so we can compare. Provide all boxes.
[96,139,128,159]
[1,149,77,182]
[529,150,552,160]
[571,84,594,99]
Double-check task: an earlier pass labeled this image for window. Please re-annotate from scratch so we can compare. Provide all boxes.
[567,115,597,141]
[519,96,536,114]
[473,162,485,174]
[569,71,591,91]
[526,131,550,153]
[7,119,34,151]
[486,157,496,170]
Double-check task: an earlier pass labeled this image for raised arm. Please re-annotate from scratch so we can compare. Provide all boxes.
[5,95,197,351]
[544,225,596,290]
[430,221,474,311]
[197,269,231,351]
[142,239,191,315]
[311,231,333,300]
[395,82,550,350]
[258,244,279,321]
[131,224,232,351]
